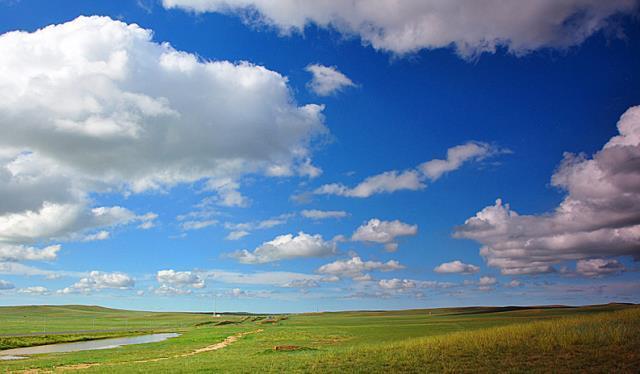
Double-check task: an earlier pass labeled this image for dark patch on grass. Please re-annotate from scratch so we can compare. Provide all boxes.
[261,345,317,354]
[194,321,216,327]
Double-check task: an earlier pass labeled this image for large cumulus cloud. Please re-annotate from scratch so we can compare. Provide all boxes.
[455,106,640,275]
[162,0,638,58]
[0,16,326,259]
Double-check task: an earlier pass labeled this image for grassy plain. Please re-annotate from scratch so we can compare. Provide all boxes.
[0,303,638,372]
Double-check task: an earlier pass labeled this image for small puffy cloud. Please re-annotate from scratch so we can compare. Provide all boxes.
[317,256,404,281]
[204,178,250,208]
[305,64,355,96]
[315,142,500,198]
[455,106,640,275]
[226,230,250,240]
[351,219,417,251]
[464,276,498,291]
[223,213,294,238]
[506,279,522,288]
[315,170,424,198]
[0,244,60,262]
[137,213,158,230]
[180,219,218,231]
[281,279,319,289]
[320,275,340,282]
[231,232,337,263]
[155,285,192,296]
[575,259,625,278]
[0,279,15,290]
[0,262,83,279]
[378,278,454,291]
[83,230,110,242]
[222,288,272,298]
[419,142,495,180]
[163,0,637,58]
[256,214,295,229]
[203,269,321,285]
[378,278,415,290]
[301,209,348,220]
[465,276,498,291]
[59,271,134,294]
[434,260,480,274]
[297,158,323,178]
[157,269,205,288]
[18,286,49,295]
[478,276,497,286]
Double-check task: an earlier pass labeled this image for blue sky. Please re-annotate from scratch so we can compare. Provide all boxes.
[0,0,639,312]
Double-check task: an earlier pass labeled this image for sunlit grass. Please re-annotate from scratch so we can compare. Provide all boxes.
[1,304,637,372]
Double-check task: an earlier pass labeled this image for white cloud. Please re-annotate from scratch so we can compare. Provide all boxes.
[0,262,84,278]
[317,256,404,281]
[157,269,205,288]
[230,231,337,263]
[176,205,218,222]
[478,276,497,286]
[305,64,355,96]
[315,170,424,198]
[378,278,415,290]
[377,278,454,292]
[137,213,158,229]
[575,259,625,278]
[281,279,319,289]
[419,142,495,180]
[226,230,250,240]
[477,276,498,291]
[315,142,498,198]
[18,286,49,295]
[434,260,480,274]
[59,271,134,294]
[0,279,14,290]
[0,16,325,246]
[83,230,110,242]
[507,279,523,288]
[0,202,154,245]
[256,215,294,229]
[351,219,417,251]
[155,284,192,296]
[204,178,250,208]
[223,213,294,238]
[301,209,348,219]
[455,106,640,275]
[0,244,60,262]
[222,287,272,298]
[180,219,218,231]
[162,0,636,58]
[297,158,323,178]
[202,269,322,285]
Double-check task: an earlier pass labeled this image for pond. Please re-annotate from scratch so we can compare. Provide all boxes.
[0,332,180,359]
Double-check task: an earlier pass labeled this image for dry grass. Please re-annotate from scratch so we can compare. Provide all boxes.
[303,307,640,373]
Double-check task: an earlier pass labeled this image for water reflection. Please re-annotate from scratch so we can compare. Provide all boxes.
[0,333,180,358]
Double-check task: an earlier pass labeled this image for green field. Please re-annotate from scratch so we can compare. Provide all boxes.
[1,304,638,373]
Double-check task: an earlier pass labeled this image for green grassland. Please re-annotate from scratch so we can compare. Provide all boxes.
[1,303,638,373]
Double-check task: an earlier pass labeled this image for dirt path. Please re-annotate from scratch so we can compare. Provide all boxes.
[17,329,264,373]
[132,328,263,363]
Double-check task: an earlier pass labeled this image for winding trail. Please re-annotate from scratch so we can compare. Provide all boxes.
[17,329,264,373]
